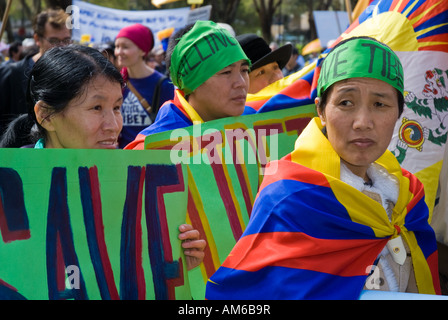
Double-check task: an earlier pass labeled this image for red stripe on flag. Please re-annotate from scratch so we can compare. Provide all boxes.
[246,99,268,112]
[281,79,312,100]
[401,168,425,214]
[390,0,408,12]
[427,250,442,295]
[222,231,386,277]
[420,44,448,52]
[261,159,331,193]
[407,0,446,22]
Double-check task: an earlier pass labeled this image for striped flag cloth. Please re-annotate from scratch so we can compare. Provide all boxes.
[206,118,440,299]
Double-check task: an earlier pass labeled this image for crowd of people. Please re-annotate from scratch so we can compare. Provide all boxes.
[0,7,446,300]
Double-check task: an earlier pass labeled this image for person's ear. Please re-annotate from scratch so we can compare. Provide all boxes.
[33,33,42,49]
[34,101,56,132]
[140,48,147,60]
[315,97,326,126]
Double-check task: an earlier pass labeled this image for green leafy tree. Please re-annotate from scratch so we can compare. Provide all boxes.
[252,0,282,42]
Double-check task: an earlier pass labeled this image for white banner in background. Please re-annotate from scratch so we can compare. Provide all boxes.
[70,0,211,45]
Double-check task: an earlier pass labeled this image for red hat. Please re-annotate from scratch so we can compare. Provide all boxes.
[116,24,154,56]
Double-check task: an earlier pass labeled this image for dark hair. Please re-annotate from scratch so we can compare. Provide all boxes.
[165,23,195,75]
[317,36,404,117]
[0,114,35,148]
[8,41,22,57]
[27,44,124,141]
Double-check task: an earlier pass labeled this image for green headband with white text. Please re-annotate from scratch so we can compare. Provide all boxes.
[170,20,250,95]
[317,37,404,97]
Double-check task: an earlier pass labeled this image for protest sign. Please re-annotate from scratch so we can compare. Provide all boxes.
[313,11,350,48]
[0,149,190,300]
[0,105,315,300]
[69,0,211,45]
[144,105,317,297]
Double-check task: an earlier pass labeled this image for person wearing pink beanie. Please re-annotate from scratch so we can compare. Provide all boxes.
[115,29,204,272]
[115,23,174,148]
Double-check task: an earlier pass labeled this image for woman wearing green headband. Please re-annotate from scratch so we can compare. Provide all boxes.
[315,36,405,185]
[206,37,441,299]
[125,21,251,150]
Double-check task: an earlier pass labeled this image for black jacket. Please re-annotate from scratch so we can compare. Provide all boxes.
[0,56,35,133]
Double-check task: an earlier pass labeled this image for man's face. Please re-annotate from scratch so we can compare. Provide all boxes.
[35,21,72,53]
[248,61,284,94]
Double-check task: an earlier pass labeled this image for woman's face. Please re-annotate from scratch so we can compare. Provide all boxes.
[188,59,250,122]
[114,37,145,69]
[41,76,123,149]
[317,77,399,179]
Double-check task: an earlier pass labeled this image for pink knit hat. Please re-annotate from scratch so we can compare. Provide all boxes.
[116,23,154,56]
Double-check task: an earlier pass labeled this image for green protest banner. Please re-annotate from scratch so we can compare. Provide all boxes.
[0,148,190,300]
[144,105,316,298]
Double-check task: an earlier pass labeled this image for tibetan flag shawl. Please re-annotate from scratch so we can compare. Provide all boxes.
[206,117,440,299]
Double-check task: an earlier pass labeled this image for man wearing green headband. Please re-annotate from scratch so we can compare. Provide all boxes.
[206,37,441,299]
[125,20,251,150]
